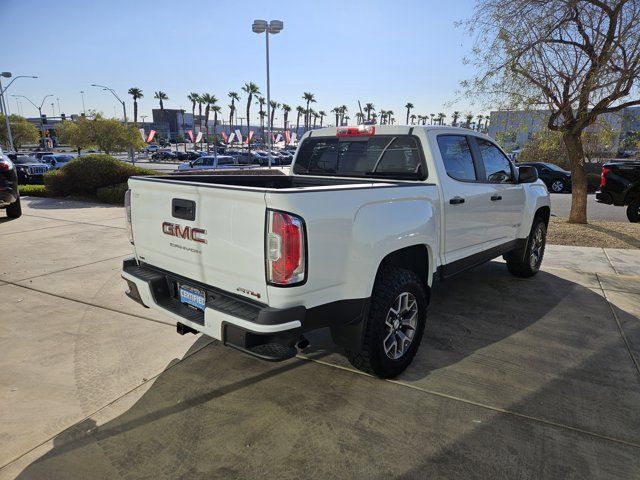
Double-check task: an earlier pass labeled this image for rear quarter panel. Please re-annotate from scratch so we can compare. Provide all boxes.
[265,183,440,309]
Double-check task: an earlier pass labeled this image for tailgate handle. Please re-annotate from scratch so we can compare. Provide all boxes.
[172,198,196,221]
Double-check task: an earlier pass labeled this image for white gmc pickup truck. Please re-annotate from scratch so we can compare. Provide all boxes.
[122,125,550,378]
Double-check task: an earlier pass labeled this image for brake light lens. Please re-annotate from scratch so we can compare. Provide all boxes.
[0,159,14,171]
[266,210,306,285]
[336,125,375,137]
[124,189,134,244]
[600,167,610,188]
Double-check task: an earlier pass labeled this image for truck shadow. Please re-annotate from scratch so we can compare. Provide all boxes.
[14,262,640,479]
[21,197,121,210]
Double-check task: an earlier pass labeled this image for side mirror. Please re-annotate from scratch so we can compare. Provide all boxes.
[518,165,538,183]
[189,161,193,167]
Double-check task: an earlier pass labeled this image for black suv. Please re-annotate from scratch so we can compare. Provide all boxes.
[518,162,572,193]
[0,154,22,218]
[8,154,49,184]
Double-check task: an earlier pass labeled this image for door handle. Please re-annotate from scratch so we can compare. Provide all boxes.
[490,195,502,201]
[449,197,465,205]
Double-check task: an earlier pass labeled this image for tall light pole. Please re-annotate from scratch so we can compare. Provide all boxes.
[0,72,37,152]
[56,97,61,117]
[91,83,134,164]
[252,19,283,169]
[12,93,52,149]
[80,90,86,115]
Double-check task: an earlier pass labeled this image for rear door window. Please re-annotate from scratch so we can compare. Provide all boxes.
[293,135,426,180]
[437,135,476,181]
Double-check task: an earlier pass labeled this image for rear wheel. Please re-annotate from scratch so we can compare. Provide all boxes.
[346,266,427,378]
[506,217,546,277]
[6,195,22,219]
[627,198,640,223]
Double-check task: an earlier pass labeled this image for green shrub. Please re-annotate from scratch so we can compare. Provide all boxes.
[44,154,155,196]
[19,184,48,197]
[96,182,129,204]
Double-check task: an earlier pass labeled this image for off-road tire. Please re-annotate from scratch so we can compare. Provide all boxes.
[346,266,427,378]
[6,195,22,219]
[627,198,640,223]
[506,217,547,278]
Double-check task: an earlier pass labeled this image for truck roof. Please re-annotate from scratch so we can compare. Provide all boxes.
[303,124,494,140]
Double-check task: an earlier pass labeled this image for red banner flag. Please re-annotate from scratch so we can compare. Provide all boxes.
[221,131,228,142]
[147,130,156,143]
[186,130,194,143]
[284,130,291,144]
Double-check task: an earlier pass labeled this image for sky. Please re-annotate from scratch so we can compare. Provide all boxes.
[0,0,481,125]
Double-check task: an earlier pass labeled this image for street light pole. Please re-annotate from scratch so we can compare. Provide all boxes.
[0,72,38,152]
[91,83,134,165]
[252,19,283,169]
[11,93,51,150]
[80,91,86,115]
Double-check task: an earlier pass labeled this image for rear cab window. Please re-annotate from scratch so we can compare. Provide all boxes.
[293,135,427,180]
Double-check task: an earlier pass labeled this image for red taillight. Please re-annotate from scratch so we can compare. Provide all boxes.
[266,210,306,285]
[600,167,610,187]
[336,125,375,137]
[0,159,13,171]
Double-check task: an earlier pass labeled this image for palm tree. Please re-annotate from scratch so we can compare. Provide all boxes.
[128,88,143,126]
[318,110,326,128]
[355,112,364,124]
[200,93,217,145]
[339,105,348,126]
[295,106,304,134]
[465,114,473,128]
[405,102,414,125]
[371,113,378,124]
[242,82,261,152]
[437,112,445,125]
[476,114,484,131]
[154,91,168,130]
[228,91,240,131]
[269,100,280,133]
[211,105,221,139]
[187,93,199,136]
[256,96,266,140]
[379,110,387,124]
[197,95,205,136]
[282,104,291,130]
[302,92,316,131]
[386,110,394,125]
[331,107,340,127]
[310,109,318,129]
[410,114,417,125]
[430,113,435,125]
[364,103,375,122]
[452,111,461,126]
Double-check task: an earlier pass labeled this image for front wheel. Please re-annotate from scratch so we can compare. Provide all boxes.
[346,267,427,378]
[506,217,547,277]
[550,179,565,193]
[627,199,640,223]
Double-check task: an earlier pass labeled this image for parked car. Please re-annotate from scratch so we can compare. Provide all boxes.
[0,152,21,218]
[174,151,202,161]
[8,154,49,184]
[517,162,572,193]
[151,151,177,161]
[176,155,239,171]
[122,125,549,378]
[41,154,74,171]
[146,145,160,153]
[596,161,640,222]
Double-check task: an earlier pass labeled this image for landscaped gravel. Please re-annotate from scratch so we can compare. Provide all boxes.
[548,217,640,249]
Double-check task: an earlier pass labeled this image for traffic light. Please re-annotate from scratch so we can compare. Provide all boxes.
[41,114,47,125]
[61,113,65,121]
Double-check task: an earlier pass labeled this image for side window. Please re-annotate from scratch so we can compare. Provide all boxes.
[437,135,476,181]
[476,139,515,183]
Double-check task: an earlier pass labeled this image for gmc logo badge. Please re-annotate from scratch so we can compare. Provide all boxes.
[162,222,207,244]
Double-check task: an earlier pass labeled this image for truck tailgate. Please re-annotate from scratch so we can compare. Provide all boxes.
[129,178,269,302]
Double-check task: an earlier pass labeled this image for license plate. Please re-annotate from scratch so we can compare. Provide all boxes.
[179,284,206,311]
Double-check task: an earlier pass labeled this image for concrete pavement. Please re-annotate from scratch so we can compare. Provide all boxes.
[1,197,639,479]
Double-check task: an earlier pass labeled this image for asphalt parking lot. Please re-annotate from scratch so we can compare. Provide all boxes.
[1,197,640,479]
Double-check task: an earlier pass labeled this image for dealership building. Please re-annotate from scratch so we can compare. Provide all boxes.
[488,106,640,153]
